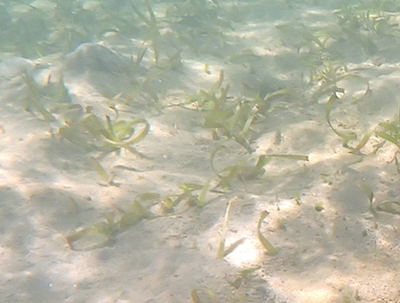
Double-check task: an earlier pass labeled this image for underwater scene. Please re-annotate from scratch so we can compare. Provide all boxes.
[1,0,400,302]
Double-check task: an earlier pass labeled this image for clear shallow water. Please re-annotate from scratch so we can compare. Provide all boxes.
[1,1,400,302]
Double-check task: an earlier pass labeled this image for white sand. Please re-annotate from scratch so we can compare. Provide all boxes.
[1,1,400,302]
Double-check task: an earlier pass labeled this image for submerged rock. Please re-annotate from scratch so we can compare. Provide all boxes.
[65,43,137,97]
[66,43,132,74]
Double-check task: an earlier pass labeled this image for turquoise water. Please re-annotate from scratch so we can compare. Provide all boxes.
[1,1,400,302]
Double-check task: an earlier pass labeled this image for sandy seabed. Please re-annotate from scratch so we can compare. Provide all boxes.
[1,0,400,302]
